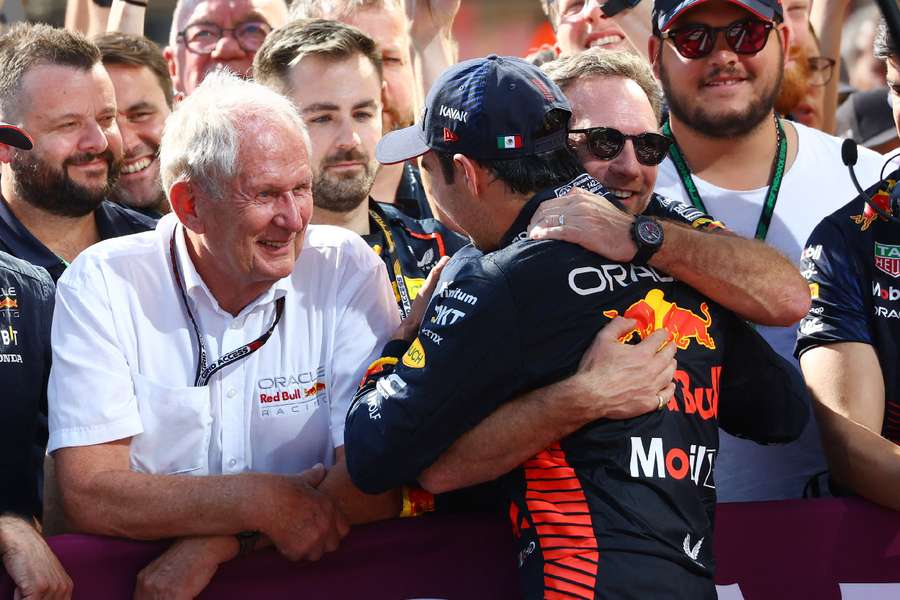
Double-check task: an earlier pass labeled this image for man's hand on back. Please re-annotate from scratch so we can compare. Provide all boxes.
[0,514,72,600]
[565,318,677,422]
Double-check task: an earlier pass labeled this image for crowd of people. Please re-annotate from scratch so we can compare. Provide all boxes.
[0,0,897,598]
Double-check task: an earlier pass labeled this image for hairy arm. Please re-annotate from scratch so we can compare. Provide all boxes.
[800,343,900,511]
[529,189,810,326]
[419,320,676,493]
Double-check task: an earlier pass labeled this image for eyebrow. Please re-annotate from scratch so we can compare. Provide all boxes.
[187,12,269,27]
[122,101,158,113]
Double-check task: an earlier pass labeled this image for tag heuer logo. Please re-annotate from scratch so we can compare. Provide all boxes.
[875,242,900,278]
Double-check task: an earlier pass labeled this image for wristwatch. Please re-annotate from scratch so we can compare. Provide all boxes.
[630,215,664,265]
[601,0,641,18]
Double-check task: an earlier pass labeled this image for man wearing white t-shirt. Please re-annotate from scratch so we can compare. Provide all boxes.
[649,0,885,501]
[47,72,401,597]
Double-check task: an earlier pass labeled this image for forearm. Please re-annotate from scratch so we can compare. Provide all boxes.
[412,31,456,113]
[57,453,273,539]
[816,403,900,511]
[86,1,111,37]
[651,222,810,325]
[0,514,33,552]
[810,0,849,134]
[106,0,147,34]
[319,457,400,525]
[418,378,583,494]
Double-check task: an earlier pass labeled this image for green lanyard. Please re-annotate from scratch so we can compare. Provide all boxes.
[662,115,787,241]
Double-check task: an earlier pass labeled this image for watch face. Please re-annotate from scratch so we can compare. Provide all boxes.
[638,220,663,245]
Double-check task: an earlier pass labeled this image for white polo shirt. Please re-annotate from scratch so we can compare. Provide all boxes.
[47,214,399,476]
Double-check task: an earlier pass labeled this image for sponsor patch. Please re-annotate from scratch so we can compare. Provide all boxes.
[809,283,819,299]
[443,127,459,143]
[439,105,468,123]
[1,325,18,347]
[629,436,716,488]
[431,304,466,326]
[402,338,426,369]
[376,373,407,399]
[569,264,673,295]
[603,289,716,351]
[874,242,900,278]
[873,282,900,301]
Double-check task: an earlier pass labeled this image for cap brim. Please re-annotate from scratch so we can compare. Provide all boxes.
[660,0,776,31]
[0,124,33,150]
[376,125,430,165]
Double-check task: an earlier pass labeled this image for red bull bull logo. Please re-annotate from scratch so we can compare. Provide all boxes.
[851,183,895,231]
[603,289,716,350]
[0,297,16,310]
[304,381,327,397]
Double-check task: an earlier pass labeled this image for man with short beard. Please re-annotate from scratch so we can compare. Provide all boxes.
[0,24,155,283]
[253,19,466,318]
[649,0,885,502]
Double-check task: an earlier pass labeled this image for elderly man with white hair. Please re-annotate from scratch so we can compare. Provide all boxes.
[47,71,401,597]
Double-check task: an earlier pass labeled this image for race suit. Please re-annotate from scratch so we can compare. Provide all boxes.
[345,174,809,599]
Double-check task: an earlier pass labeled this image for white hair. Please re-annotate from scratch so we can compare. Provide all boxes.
[160,70,311,200]
[288,0,403,21]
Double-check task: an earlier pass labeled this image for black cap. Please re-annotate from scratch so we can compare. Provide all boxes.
[0,123,32,150]
[836,88,898,149]
[376,54,571,164]
[653,0,783,33]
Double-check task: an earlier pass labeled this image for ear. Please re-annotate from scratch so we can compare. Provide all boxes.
[162,46,182,93]
[454,154,482,197]
[0,142,17,165]
[648,35,662,77]
[169,180,205,234]
[777,23,791,66]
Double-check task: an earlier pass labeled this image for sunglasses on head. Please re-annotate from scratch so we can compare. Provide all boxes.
[662,18,775,59]
[570,127,672,166]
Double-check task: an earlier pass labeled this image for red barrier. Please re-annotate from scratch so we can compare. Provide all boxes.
[2,498,899,599]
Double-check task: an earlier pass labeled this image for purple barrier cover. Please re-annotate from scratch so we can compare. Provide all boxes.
[2,498,899,599]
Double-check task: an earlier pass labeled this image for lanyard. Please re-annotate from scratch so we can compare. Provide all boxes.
[169,227,285,387]
[662,115,787,241]
[369,208,412,319]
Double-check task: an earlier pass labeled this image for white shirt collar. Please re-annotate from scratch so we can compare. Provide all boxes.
[161,213,290,320]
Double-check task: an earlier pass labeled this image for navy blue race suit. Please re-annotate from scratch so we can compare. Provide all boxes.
[345,174,808,599]
[795,169,900,445]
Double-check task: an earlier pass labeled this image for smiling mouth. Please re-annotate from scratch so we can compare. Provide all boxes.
[258,239,292,250]
[588,34,624,48]
[705,78,746,87]
[608,188,637,200]
[122,156,153,175]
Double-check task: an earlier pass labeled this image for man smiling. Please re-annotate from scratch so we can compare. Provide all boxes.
[650,0,885,501]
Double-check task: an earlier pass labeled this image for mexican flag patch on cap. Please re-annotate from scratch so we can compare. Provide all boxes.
[497,135,522,149]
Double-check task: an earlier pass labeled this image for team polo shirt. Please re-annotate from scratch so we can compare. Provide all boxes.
[0,196,155,282]
[0,251,54,518]
[47,214,399,476]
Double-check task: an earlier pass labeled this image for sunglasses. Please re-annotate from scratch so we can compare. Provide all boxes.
[662,18,775,59]
[570,126,672,166]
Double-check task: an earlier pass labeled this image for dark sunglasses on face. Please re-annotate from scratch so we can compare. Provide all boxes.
[662,18,775,59]
[570,126,673,166]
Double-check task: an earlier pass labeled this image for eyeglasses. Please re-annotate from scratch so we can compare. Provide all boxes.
[807,56,836,86]
[177,21,272,55]
[569,126,672,166]
[662,18,775,59]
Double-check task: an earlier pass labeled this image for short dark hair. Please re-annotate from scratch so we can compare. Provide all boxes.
[253,18,383,94]
[434,145,583,197]
[0,23,100,121]
[874,18,900,62]
[94,32,174,108]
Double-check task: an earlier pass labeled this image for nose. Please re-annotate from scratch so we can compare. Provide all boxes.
[80,120,110,155]
[118,119,141,155]
[334,118,362,151]
[273,190,305,232]
[580,0,606,28]
[210,31,246,61]
[607,140,642,181]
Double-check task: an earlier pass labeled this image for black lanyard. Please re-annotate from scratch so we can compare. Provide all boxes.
[170,227,285,387]
[662,115,787,241]
[369,208,412,319]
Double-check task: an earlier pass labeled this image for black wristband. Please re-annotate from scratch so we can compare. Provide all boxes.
[121,0,149,6]
[235,531,260,558]
[92,0,114,8]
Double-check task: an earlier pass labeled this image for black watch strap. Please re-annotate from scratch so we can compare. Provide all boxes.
[631,215,664,265]
[235,530,260,558]
[601,0,640,18]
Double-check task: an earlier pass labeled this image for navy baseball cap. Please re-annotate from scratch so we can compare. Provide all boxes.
[0,123,32,150]
[653,0,783,32]
[376,54,571,165]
